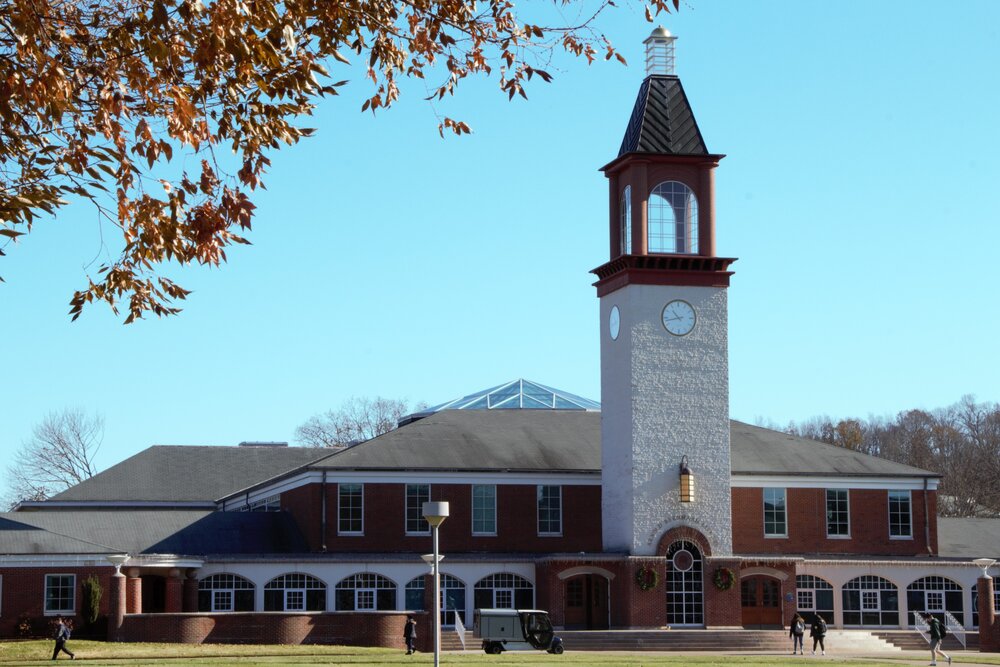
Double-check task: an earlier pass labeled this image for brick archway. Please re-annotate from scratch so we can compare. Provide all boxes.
[655,525,713,558]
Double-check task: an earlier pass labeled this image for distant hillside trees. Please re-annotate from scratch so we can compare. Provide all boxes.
[295,397,425,449]
[772,396,1000,518]
[4,409,103,508]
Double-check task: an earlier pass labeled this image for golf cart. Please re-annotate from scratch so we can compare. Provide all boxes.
[474,608,564,655]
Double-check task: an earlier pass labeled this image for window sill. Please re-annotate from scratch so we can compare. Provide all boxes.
[44,610,75,616]
[538,533,563,538]
[764,534,788,539]
[889,535,913,541]
[826,534,852,540]
[472,533,498,538]
[405,532,431,537]
[338,532,364,537]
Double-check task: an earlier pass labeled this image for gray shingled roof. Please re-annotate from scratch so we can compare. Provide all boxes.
[301,411,937,479]
[311,410,601,472]
[729,421,941,478]
[618,75,709,157]
[0,510,307,556]
[937,517,1000,559]
[50,445,325,503]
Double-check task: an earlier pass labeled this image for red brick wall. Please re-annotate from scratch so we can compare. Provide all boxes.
[280,484,324,551]
[0,566,114,638]
[117,611,429,650]
[313,482,602,554]
[623,558,667,629]
[704,559,741,627]
[732,487,937,556]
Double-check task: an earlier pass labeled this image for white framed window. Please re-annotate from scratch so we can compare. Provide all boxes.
[861,590,880,611]
[405,484,430,534]
[356,589,376,610]
[537,485,562,536]
[888,490,912,538]
[763,488,787,537]
[926,591,944,611]
[472,484,496,535]
[199,573,255,612]
[213,590,233,612]
[285,590,305,611]
[797,589,814,610]
[338,483,364,535]
[826,489,850,537]
[494,589,513,608]
[44,574,75,614]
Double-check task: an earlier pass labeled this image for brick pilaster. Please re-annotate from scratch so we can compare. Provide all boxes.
[979,576,998,653]
[108,572,126,641]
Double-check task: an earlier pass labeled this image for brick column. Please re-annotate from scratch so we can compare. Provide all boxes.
[165,568,183,613]
[183,570,200,612]
[108,572,126,641]
[626,557,667,628]
[126,569,142,614]
[979,576,998,653]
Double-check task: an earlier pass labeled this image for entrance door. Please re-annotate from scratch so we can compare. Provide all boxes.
[741,575,782,628]
[563,575,609,630]
[141,575,166,613]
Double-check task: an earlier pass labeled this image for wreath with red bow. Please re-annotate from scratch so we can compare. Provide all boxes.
[635,566,659,591]
[713,567,735,591]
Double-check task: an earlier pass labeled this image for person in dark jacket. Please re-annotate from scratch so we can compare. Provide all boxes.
[403,616,417,655]
[52,617,75,660]
[810,614,827,655]
[926,616,952,666]
[789,613,806,655]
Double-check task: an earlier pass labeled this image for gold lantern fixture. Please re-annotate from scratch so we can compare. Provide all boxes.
[679,455,694,503]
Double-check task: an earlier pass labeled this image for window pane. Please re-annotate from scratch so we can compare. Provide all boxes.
[888,490,911,537]
[826,489,849,536]
[763,488,786,536]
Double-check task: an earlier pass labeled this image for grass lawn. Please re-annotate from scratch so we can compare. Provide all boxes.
[1,642,999,666]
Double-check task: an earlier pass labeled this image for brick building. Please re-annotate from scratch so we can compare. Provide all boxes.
[1,28,998,649]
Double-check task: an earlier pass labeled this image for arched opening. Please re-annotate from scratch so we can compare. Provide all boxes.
[265,573,327,611]
[474,573,533,610]
[648,181,698,254]
[796,574,834,625]
[198,573,255,612]
[665,540,703,626]
[843,575,900,627]
[620,185,632,255]
[333,572,392,612]
[906,575,963,627]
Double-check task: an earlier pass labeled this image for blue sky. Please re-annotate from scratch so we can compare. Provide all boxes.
[2,0,999,481]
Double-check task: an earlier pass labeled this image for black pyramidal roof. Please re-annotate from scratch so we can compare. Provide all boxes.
[618,75,708,157]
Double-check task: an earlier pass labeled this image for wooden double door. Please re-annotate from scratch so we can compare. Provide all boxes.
[741,575,782,628]
[564,575,609,630]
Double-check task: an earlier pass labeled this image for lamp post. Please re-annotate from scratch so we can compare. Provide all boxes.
[422,501,449,667]
[974,558,997,577]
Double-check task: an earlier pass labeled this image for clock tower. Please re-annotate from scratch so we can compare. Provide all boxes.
[594,28,736,558]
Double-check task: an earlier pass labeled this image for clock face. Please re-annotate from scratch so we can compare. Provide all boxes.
[662,300,696,336]
[609,305,621,341]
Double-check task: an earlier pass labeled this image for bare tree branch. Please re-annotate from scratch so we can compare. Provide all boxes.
[295,396,424,449]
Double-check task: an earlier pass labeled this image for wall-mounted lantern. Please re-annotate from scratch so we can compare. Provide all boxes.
[679,455,694,503]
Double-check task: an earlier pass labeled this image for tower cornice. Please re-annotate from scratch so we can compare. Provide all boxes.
[591,254,736,297]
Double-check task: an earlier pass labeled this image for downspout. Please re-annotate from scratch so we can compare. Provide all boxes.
[321,470,328,552]
[923,477,932,555]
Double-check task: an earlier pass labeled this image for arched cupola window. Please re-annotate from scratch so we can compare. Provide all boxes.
[620,186,632,255]
[648,181,698,254]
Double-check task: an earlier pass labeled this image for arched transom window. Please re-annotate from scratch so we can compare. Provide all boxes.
[198,573,255,612]
[648,181,698,254]
[795,575,833,624]
[906,576,963,626]
[474,573,534,610]
[335,572,396,611]
[620,185,632,255]
[264,573,326,612]
[842,575,899,627]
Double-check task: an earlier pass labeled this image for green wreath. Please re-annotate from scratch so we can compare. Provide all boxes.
[713,567,735,591]
[635,566,659,591]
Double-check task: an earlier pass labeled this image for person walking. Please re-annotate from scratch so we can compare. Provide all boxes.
[789,613,806,655]
[403,616,417,655]
[51,617,75,660]
[926,615,952,666]
[810,614,827,655]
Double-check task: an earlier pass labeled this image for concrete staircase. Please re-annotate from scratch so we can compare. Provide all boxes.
[873,630,978,652]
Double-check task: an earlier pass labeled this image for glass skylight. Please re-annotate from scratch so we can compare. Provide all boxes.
[424,379,600,413]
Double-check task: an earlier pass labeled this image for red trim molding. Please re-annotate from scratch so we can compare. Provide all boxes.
[592,255,736,296]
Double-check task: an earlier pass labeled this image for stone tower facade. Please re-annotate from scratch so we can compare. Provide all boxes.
[594,29,736,557]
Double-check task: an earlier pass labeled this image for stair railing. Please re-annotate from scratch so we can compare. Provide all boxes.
[944,610,966,649]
